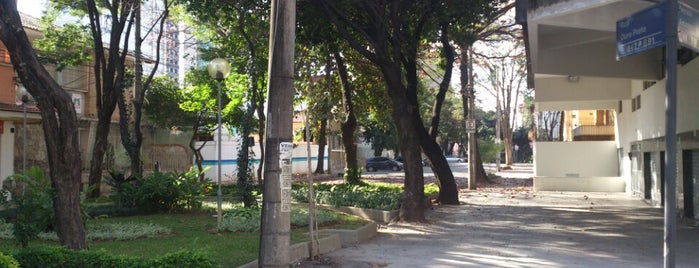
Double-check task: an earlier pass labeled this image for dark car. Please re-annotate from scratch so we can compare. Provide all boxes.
[365,157,403,172]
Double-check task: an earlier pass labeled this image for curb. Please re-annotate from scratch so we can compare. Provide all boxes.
[238,222,379,268]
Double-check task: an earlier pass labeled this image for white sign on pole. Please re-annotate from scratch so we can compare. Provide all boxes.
[279,142,293,212]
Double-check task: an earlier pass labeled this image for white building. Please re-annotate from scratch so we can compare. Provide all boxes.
[520,0,699,219]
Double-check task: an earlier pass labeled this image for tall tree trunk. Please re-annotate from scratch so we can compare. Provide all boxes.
[85,0,136,197]
[503,116,514,166]
[189,128,207,181]
[235,4,266,185]
[421,22,459,205]
[0,2,86,249]
[314,118,327,174]
[334,52,359,183]
[392,94,426,222]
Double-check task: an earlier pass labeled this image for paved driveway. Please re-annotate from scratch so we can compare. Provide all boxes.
[300,183,699,267]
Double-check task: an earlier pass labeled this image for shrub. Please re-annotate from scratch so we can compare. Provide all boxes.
[0,252,19,268]
[106,169,212,213]
[0,167,55,248]
[12,245,213,268]
[0,220,171,242]
[217,206,344,232]
[343,167,362,184]
[293,182,439,211]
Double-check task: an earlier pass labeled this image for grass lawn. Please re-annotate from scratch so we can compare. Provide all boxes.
[0,205,368,267]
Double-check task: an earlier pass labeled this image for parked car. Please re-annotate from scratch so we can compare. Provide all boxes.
[422,156,466,166]
[365,157,403,172]
[446,155,466,163]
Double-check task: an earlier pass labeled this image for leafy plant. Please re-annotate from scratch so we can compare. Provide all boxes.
[12,246,214,268]
[0,167,55,248]
[105,169,212,213]
[293,182,403,211]
[343,167,363,185]
[0,251,19,268]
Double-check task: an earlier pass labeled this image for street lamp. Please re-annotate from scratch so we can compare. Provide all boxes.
[15,84,29,172]
[207,58,231,226]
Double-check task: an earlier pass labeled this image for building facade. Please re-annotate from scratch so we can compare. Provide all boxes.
[0,13,192,187]
[520,0,699,219]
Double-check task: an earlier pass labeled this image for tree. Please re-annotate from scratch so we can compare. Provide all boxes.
[475,37,527,167]
[143,75,207,179]
[144,69,247,181]
[118,0,169,177]
[0,1,86,249]
[176,0,270,183]
[310,0,449,220]
[452,1,513,187]
[84,0,136,198]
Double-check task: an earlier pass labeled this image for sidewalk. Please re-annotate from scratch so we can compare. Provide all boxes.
[298,185,699,267]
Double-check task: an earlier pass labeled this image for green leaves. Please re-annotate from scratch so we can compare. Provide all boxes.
[34,2,92,71]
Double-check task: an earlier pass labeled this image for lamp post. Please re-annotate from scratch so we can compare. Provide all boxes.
[21,94,28,172]
[207,58,231,226]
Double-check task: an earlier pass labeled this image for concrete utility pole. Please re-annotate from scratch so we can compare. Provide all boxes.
[258,0,296,267]
[467,48,477,190]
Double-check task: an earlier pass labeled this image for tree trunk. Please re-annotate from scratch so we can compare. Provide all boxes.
[385,57,426,222]
[0,3,86,249]
[421,22,459,205]
[473,138,491,183]
[314,118,327,174]
[503,117,514,166]
[190,138,205,180]
[88,118,113,198]
[334,51,359,183]
[418,129,459,204]
[392,96,426,222]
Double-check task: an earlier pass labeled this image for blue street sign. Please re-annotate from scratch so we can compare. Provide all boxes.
[679,2,699,52]
[616,2,666,60]
[617,2,699,59]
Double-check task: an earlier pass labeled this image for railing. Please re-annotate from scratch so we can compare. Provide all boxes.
[573,125,615,141]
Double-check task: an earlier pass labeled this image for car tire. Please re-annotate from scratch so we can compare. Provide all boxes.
[392,165,399,171]
[367,166,375,172]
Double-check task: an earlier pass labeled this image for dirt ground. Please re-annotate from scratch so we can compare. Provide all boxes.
[296,164,699,268]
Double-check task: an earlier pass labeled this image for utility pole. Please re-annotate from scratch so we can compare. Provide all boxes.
[467,48,477,190]
[258,0,296,267]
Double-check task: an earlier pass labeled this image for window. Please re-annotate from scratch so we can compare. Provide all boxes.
[618,100,623,114]
[0,46,10,64]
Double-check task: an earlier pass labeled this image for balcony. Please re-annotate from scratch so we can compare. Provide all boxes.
[573,125,614,141]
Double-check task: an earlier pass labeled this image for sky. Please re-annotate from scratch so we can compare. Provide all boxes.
[17,0,46,18]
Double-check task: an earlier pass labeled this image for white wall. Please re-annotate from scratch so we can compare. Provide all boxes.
[535,141,618,177]
[616,57,699,146]
[0,121,14,183]
[535,76,631,103]
[198,136,329,183]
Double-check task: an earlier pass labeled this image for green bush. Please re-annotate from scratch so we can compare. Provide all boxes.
[105,169,212,212]
[12,245,214,268]
[0,167,55,248]
[0,251,19,268]
[217,206,343,232]
[343,167,363,184]
[478,138,505,163]
[293,182,403,211]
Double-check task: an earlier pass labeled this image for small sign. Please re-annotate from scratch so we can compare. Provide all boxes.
[279,142,293,213]
[617,2,699,59]
[616,2,666,60]
[466,119,476,133]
